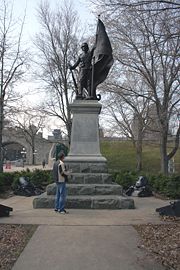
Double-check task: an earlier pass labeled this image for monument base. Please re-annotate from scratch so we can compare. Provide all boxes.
[33,173,135,210]
[65,158,108,174]
[33,193,135,210]
[33,99,135,210]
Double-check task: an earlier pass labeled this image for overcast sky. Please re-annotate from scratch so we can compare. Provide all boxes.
[14,0,95,41]
[13,0,95,101]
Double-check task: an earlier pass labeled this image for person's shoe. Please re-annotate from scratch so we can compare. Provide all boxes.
[54,209,58,212]
[59,209,69,214]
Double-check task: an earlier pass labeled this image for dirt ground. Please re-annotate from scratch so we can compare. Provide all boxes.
[134,219,180,270]
[0,224,37,270]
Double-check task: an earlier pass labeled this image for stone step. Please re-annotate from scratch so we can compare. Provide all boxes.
[33,193,135,209]
[47,183,123,196]
[68,173,113,184]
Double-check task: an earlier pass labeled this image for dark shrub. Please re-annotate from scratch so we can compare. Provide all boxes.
[147,173,180,199]
[0,172,16,192]
[115,171,138,190]
[30,169,52,187]
[11,169,52,190]
[114,170,180,199]
[165,175,180,199]
[148,174,169,193]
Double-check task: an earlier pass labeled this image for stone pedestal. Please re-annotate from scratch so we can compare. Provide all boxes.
[65,100,107,170]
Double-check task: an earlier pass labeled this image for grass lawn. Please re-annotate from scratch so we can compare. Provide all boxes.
[100,140,180,174]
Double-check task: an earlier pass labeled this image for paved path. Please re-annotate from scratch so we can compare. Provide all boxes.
[0,196,168,225]
[12,225,165,270]
[0,196,168,270]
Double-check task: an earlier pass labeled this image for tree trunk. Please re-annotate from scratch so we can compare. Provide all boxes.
[32,142,35,165]
[135,127,143,172]
[167,125,180,160]
[66,119,72,146]
[136,141,142,172]
[135,116,143,172]
[0,100,4,172]
[160,132,168,175]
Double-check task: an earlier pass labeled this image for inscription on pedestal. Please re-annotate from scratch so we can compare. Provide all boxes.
[73,118,97,142]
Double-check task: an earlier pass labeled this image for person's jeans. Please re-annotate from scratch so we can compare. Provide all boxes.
[55,182,67,211]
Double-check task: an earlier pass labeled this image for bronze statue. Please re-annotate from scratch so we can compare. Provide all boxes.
[69,43,94,99]
[69,19,113,101]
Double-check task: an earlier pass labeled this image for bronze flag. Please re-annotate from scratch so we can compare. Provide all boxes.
[92,19,114,95]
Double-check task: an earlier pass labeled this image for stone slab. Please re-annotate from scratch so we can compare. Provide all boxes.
[68,173,113,184]
[33,194,135,209]
[65,162,108,173]
[47,183,123,196]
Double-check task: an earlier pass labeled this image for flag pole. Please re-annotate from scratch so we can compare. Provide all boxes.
[90,15,100,99]
[91,56,95,98]
[70,69,78,96]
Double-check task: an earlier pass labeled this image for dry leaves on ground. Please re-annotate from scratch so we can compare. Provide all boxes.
[134,220,180,270]
[0,224,37,270]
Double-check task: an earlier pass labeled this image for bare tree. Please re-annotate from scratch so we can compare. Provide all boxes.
[93,1,180,174]
[91,0,180,12]
[34,1,82,143]
[102,77,152,171]
[0,0,28,172]
[11,109,46,165]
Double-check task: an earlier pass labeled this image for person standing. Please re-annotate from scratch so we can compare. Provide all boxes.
[53,152,70,214]
[42,159,46,168]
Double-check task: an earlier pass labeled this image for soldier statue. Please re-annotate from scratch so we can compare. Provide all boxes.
[69,19,113,101]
